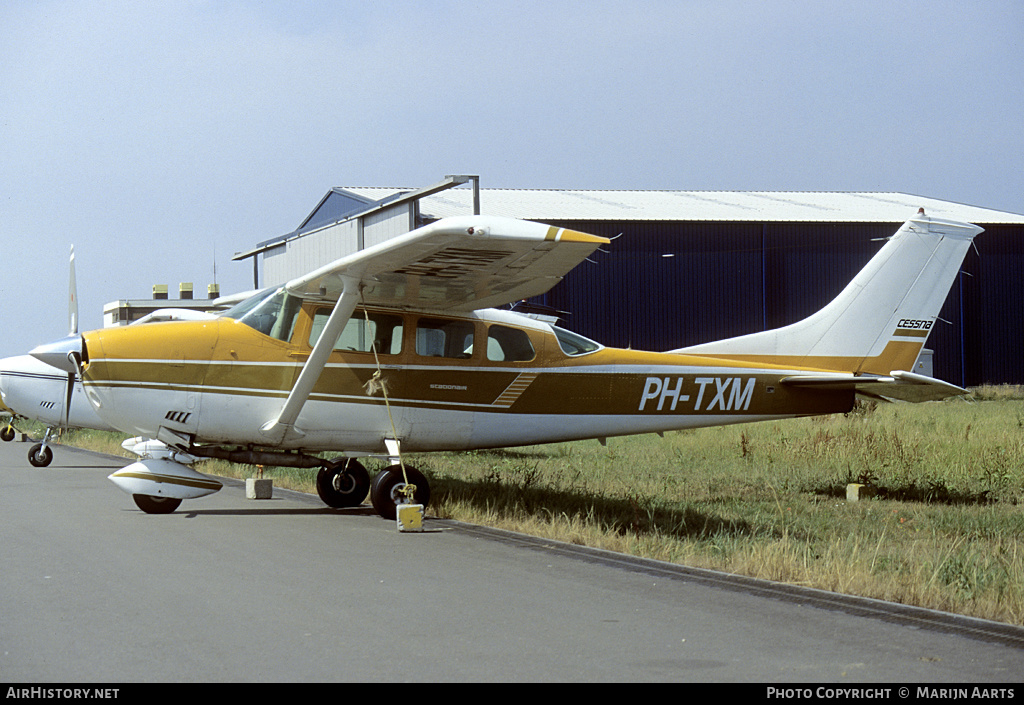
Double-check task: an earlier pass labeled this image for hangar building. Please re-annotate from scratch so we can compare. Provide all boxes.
[234,177,1024,387]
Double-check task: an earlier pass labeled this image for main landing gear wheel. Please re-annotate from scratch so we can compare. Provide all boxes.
[1,425,15,442]
[370,465,430,520]
[28,443,53,467]
[133,494,182,514]
[316,459,370,508]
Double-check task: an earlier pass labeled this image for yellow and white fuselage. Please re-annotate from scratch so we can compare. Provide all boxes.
[30,213,981,516]
[78,305,856,455]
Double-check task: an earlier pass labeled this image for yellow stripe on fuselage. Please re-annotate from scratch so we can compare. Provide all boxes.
[84,356,853,418]
[81,311,866,423]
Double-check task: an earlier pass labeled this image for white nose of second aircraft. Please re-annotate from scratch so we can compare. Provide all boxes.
[29,335,83,374]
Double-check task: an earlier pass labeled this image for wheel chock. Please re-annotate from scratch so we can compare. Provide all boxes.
[396,503,424,532]
[246,478,273,499]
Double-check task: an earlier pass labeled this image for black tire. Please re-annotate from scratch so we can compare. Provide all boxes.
[132,494,182,514]
[1,425,15,442]
[316,459,370,508]
[370,465,430,520]
[28,443,53,467]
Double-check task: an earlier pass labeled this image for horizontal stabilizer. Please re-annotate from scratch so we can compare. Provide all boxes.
[781,370,967,402]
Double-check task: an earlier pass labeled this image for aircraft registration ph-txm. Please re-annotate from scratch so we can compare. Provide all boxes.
[31,212,981,517]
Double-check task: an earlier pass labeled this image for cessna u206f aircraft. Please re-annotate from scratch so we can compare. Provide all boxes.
[32,212,981,517]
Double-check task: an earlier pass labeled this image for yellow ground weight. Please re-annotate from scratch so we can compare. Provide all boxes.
[396,503,424,532]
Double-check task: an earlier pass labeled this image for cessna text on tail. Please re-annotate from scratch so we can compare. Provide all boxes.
[31,213,981,517]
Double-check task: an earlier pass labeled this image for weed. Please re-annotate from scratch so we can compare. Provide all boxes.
[39,397,1024,625]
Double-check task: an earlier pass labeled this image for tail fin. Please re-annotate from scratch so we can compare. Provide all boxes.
[675,213,982,375]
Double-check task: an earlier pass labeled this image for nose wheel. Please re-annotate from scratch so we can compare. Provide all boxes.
[28,443,53,467]
[133,494,182,514]
[27,426,58,467]
[370,465,430,520]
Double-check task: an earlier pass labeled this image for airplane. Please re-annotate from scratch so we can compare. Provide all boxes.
[0,246,114,466]
[0,353,117,465]
[0,397,16,440]
[29,211,981,517]
[0,246,222,467]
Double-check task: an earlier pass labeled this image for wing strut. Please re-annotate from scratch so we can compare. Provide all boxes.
[259,275,361,444]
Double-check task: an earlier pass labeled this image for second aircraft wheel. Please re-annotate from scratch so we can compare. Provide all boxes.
[370,465,430,520]
[316,459,370,508]
[28,443,53,467]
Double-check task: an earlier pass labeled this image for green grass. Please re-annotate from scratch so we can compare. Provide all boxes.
[36,389,1024,626]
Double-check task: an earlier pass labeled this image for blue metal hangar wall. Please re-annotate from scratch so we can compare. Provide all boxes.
[258,186,1024,387]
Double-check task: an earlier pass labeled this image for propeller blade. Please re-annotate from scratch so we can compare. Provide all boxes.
[63,371,74,429]
[69,245,78,336]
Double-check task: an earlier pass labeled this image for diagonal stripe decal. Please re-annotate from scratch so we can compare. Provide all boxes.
[491,372,538,408]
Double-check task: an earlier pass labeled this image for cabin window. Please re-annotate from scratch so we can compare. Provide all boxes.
[552,326,601,356]
[416,318,475,359]
[486,325,536,362]
[309,310,404,355]
[227,287,302,342]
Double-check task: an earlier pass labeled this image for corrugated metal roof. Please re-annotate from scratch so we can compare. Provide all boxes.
[340,187,1024,224]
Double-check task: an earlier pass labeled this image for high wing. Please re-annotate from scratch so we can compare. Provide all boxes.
[260,215,609,444]
[781,370,967,402]
[284,215,609,310]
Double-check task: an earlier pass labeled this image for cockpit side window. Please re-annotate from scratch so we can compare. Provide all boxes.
[552,326,602,356]
[486,324,536,362]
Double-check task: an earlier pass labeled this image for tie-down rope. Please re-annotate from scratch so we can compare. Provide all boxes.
[362,307,414,502]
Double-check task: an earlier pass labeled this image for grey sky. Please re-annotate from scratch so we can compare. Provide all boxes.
[2,0,1021,356]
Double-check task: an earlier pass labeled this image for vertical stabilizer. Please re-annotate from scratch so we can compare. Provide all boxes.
[674,213,982,375]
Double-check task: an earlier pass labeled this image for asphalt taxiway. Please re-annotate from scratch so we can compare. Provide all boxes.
[1,440,1022,682]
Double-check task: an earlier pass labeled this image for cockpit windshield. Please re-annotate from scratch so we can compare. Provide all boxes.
[552,326,602,356]
[220,288,273,321]
[221,287,303,342]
